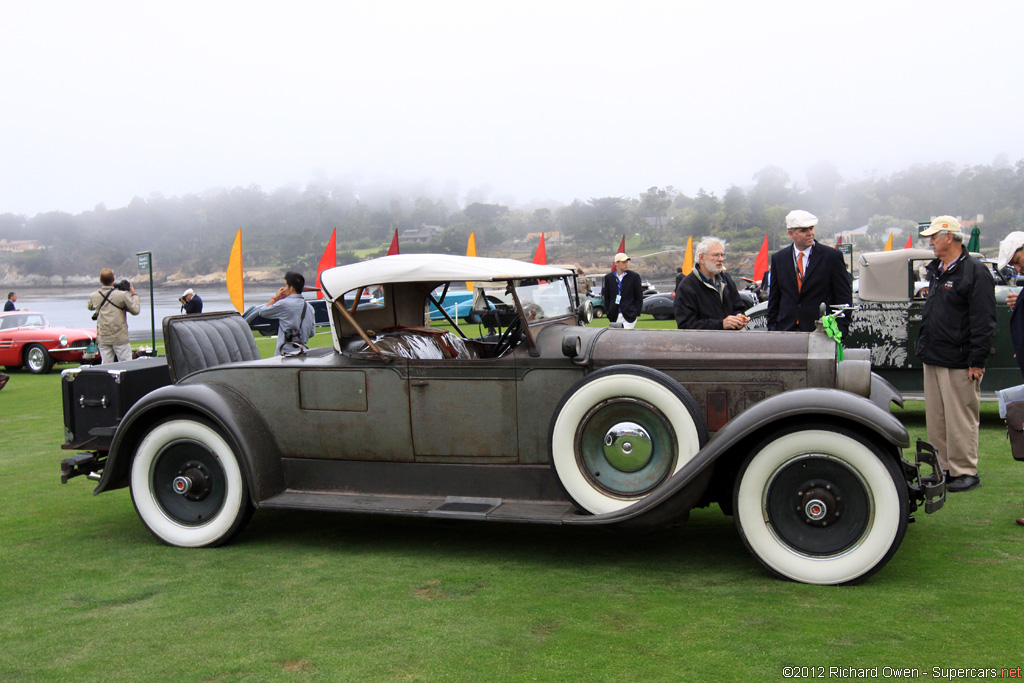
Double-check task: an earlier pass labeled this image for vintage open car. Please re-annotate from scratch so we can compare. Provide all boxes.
[60,254,944,585]
[0,311,98,374]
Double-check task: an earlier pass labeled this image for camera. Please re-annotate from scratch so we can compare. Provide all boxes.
[114,279,132,292]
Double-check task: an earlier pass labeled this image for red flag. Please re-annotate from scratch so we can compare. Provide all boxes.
[315,228,337,299]
[387,229,400,256]
[754,233,770,284]
[905,235,913,249]
[532,233,547,265]
[611,234,626,270]
[836,234,842,245]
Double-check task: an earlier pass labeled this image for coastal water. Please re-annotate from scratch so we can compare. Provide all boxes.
[9,285,282,341]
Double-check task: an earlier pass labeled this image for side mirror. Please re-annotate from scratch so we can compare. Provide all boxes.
[576,300,594,324]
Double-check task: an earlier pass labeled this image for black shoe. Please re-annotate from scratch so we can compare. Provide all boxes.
[947,474,981,492]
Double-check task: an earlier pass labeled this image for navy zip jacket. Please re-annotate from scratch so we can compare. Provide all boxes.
[916,246,996,369]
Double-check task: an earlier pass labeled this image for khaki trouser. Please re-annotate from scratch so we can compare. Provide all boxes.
[99,342,133,364]
[923,364,981,477]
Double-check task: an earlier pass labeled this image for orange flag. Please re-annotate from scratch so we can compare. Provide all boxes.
[387,229,399,256]
[884,232,894,251]
[226,228,244,313]
[315,228,337,299]
[754,233,770,283]
[465,231,477,291]
[532,233,547,265]
[682,236,694,275]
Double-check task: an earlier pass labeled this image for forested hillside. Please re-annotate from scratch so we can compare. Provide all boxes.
[2,159,1022,283]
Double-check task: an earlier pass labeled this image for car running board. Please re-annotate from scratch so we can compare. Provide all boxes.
[259,491,578,524]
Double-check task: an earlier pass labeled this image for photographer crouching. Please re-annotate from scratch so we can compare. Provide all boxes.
[87,269,141,363]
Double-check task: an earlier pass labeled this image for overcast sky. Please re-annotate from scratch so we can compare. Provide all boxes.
[2,1,1022,217]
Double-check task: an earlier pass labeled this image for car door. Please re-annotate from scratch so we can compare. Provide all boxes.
[408,355,520,462]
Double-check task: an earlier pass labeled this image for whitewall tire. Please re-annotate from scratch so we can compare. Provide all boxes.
[550,366,707,514]
[130,418,252,548]
[733,426,907,585]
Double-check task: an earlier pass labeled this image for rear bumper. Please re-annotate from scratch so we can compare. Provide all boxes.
[904,439,945,514]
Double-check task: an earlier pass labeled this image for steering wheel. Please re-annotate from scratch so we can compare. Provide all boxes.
[493,316,523,357]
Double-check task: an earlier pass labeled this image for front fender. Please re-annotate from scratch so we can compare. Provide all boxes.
[94,382,285,503]
[564,388,909,527]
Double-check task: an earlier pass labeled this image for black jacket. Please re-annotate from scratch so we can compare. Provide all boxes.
[917,246,996,369]
[602,270,644,323]
[181,294,203,315]
[767,241,852,334]
[674,270,745,329]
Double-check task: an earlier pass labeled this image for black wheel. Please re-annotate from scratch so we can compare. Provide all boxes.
[733,425,908,585]
[549,365,708,514]
[130,416,253,547]
[593,306,605,318]
[653,313,672,321]
[24,343,54,374]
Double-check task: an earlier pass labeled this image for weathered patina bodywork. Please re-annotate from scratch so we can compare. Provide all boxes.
[61,254,944,585]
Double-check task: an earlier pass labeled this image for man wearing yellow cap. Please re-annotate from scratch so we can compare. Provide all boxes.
[918,216,996,493]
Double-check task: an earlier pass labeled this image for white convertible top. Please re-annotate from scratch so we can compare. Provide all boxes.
[857,248,935,301]
[319,254,574,298]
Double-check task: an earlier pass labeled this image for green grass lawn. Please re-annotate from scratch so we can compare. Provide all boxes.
[2,331,1022,681]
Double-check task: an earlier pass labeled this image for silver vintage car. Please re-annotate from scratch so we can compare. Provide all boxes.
[60,254,944,585]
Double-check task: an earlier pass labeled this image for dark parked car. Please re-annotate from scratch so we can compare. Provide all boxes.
[60,254,943,585]
[644,287,758,322]
[747,248,1017,399]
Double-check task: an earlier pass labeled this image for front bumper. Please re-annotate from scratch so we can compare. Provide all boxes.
[904,439,945,515]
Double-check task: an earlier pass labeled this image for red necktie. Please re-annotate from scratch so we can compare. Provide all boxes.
[797,252,804,292]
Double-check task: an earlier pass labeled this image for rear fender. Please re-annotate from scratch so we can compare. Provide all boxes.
[94,383,285,503]
[566,388,909,527]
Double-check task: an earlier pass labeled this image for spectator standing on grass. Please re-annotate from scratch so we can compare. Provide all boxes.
[674,237,749,330]
[251,271,315,356]
[87,269,140,364]
[4,292,16,311]
[918,216,996,493]
[997,230,1024,524]
[602,253,644,329]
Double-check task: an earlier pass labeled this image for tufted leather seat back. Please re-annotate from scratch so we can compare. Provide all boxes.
[163,312,261,382]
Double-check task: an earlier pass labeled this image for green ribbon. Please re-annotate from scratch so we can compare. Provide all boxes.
[821,314,844,362]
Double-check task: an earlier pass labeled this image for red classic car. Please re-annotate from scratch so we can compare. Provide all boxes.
[0,311,98,374]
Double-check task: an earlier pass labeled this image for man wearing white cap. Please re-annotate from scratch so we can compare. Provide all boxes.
[767,210,852,334]
[602,253,644,329]
[179,288,203,315]
[918,216,996,493]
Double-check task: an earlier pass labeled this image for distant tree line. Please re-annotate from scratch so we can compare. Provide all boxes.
[2,158,1023,279]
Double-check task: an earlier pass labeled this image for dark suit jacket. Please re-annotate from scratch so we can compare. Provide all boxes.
[767,241,852,334]
[602,270,644,323]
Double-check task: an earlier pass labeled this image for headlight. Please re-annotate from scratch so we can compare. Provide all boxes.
[58,335,68,347]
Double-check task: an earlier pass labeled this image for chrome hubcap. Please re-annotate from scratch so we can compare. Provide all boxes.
[602,421,652,472]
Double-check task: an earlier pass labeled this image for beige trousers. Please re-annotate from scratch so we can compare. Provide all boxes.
[923,364,981,476]
[99,342,133,364]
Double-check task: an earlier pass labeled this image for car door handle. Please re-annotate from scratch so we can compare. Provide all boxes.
[411,381,429,387]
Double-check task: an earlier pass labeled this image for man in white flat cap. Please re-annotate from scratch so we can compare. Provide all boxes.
[766,209,852,334]
[179,288,203,314]
[918,216,996,493]
[602,252,644,329]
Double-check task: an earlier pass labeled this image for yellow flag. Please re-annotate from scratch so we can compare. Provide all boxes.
[465,231,477,291]
[884,232,893,251]
[227,228,244,313]
[682,236,694,275]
